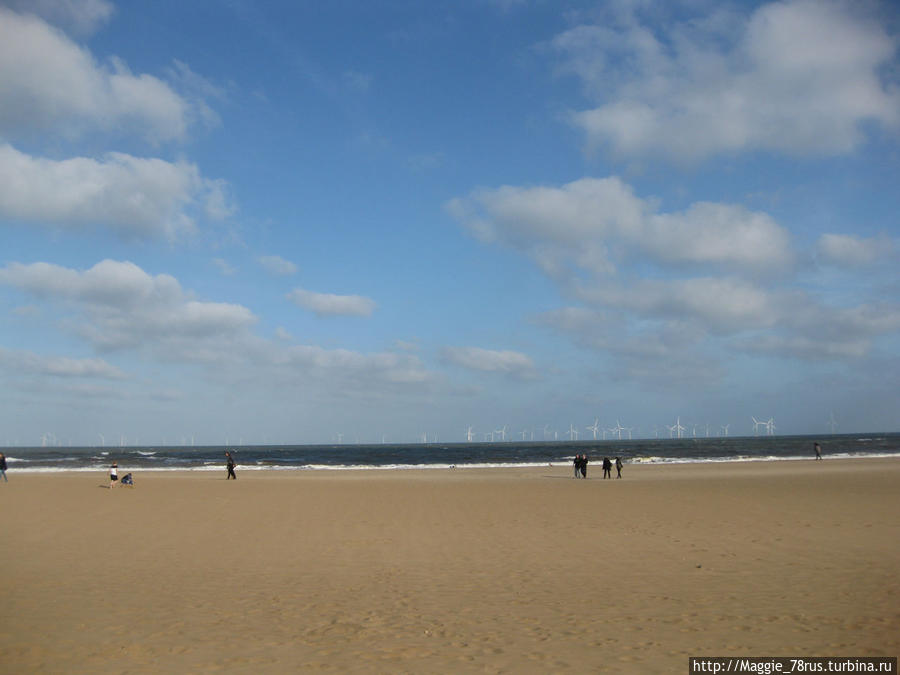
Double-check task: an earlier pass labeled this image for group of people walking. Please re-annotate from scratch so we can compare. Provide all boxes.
[573,454,623,479]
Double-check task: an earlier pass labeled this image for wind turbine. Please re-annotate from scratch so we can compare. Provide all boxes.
[668,416,685,439]
[586,418,601,440]
[827,412,838,434]
[608,419,625,440]
[720,424,730,437]
[751,417,765,435]
[98,433,105,447]
[466,426,475,443]
[766,418,776,436]
[567,423,579,441]
[495,425,508,442]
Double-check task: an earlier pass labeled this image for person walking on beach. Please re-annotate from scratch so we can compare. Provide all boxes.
[573,454,581,479]
[814,442,822,460]
[581,454,588,479]
[225,451,237,480]
[0,452,7,482]
[615,456,623,479]
[109,461,118,489]
[602,457,612,479]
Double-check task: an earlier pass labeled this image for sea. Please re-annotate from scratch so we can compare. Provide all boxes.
[4,433,899,473]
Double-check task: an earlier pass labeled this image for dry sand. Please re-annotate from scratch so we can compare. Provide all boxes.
[1,459,898,673]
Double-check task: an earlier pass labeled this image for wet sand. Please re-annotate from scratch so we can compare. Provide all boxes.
[1,458,898,673]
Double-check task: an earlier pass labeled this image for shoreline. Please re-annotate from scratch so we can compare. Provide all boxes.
[2,457,898,673]
[6,451,900,474]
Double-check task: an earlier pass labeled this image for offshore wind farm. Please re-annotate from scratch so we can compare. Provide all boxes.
[3,3,900,673]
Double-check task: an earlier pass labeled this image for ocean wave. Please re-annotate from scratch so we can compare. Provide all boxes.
[7,452,899,473]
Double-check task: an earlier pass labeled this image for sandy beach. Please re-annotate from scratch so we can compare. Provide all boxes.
[1,458,898,673]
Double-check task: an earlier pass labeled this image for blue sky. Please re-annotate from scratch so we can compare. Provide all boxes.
[1,0,899,447]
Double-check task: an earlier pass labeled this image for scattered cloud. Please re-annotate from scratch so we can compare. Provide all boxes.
[0,7,197,142]
[2,0,114,36]
[440,346,538,379]
[394,339,420,352]
[447,176,794,278]
[286,288,376,317]
[0,144,231,239]
[0,260,437,397]
[0,259,257,352]
[212,258,236,276]
[275,344,431,385]
[816,233,896,267]
[576,277,777,334]
[0,346,127,379]
[553,0,900,160]
[257,255,297,276]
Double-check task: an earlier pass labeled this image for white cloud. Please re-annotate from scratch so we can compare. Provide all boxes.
[554,0,900,160]
[536,307,720,386]
[0,143,230,239]
[0,346,126,379]
[2,0,114,36]
[579,277,777,333]
[212,258,236,276]
[257,255,297,276]
[447,176,793,276]
[0,7,194,142]
[277,345,430,385]
[816,233,896,267]
[286,288,376,317]
[440,346,538,379]
[0,259,257,351]
[643,203,792,271]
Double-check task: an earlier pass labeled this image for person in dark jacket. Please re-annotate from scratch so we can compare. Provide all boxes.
[0,452,7,482]
[602,457,612,479]
[225,451,237,480]
[615,456,623,479]
[580,454,588,479]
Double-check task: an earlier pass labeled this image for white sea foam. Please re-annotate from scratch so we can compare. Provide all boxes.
[8,452,898,473]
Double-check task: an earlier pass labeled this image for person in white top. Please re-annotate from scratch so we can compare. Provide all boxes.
[109,462,118,489]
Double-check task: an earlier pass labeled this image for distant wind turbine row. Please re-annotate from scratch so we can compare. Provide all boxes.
[462,413,800,443]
